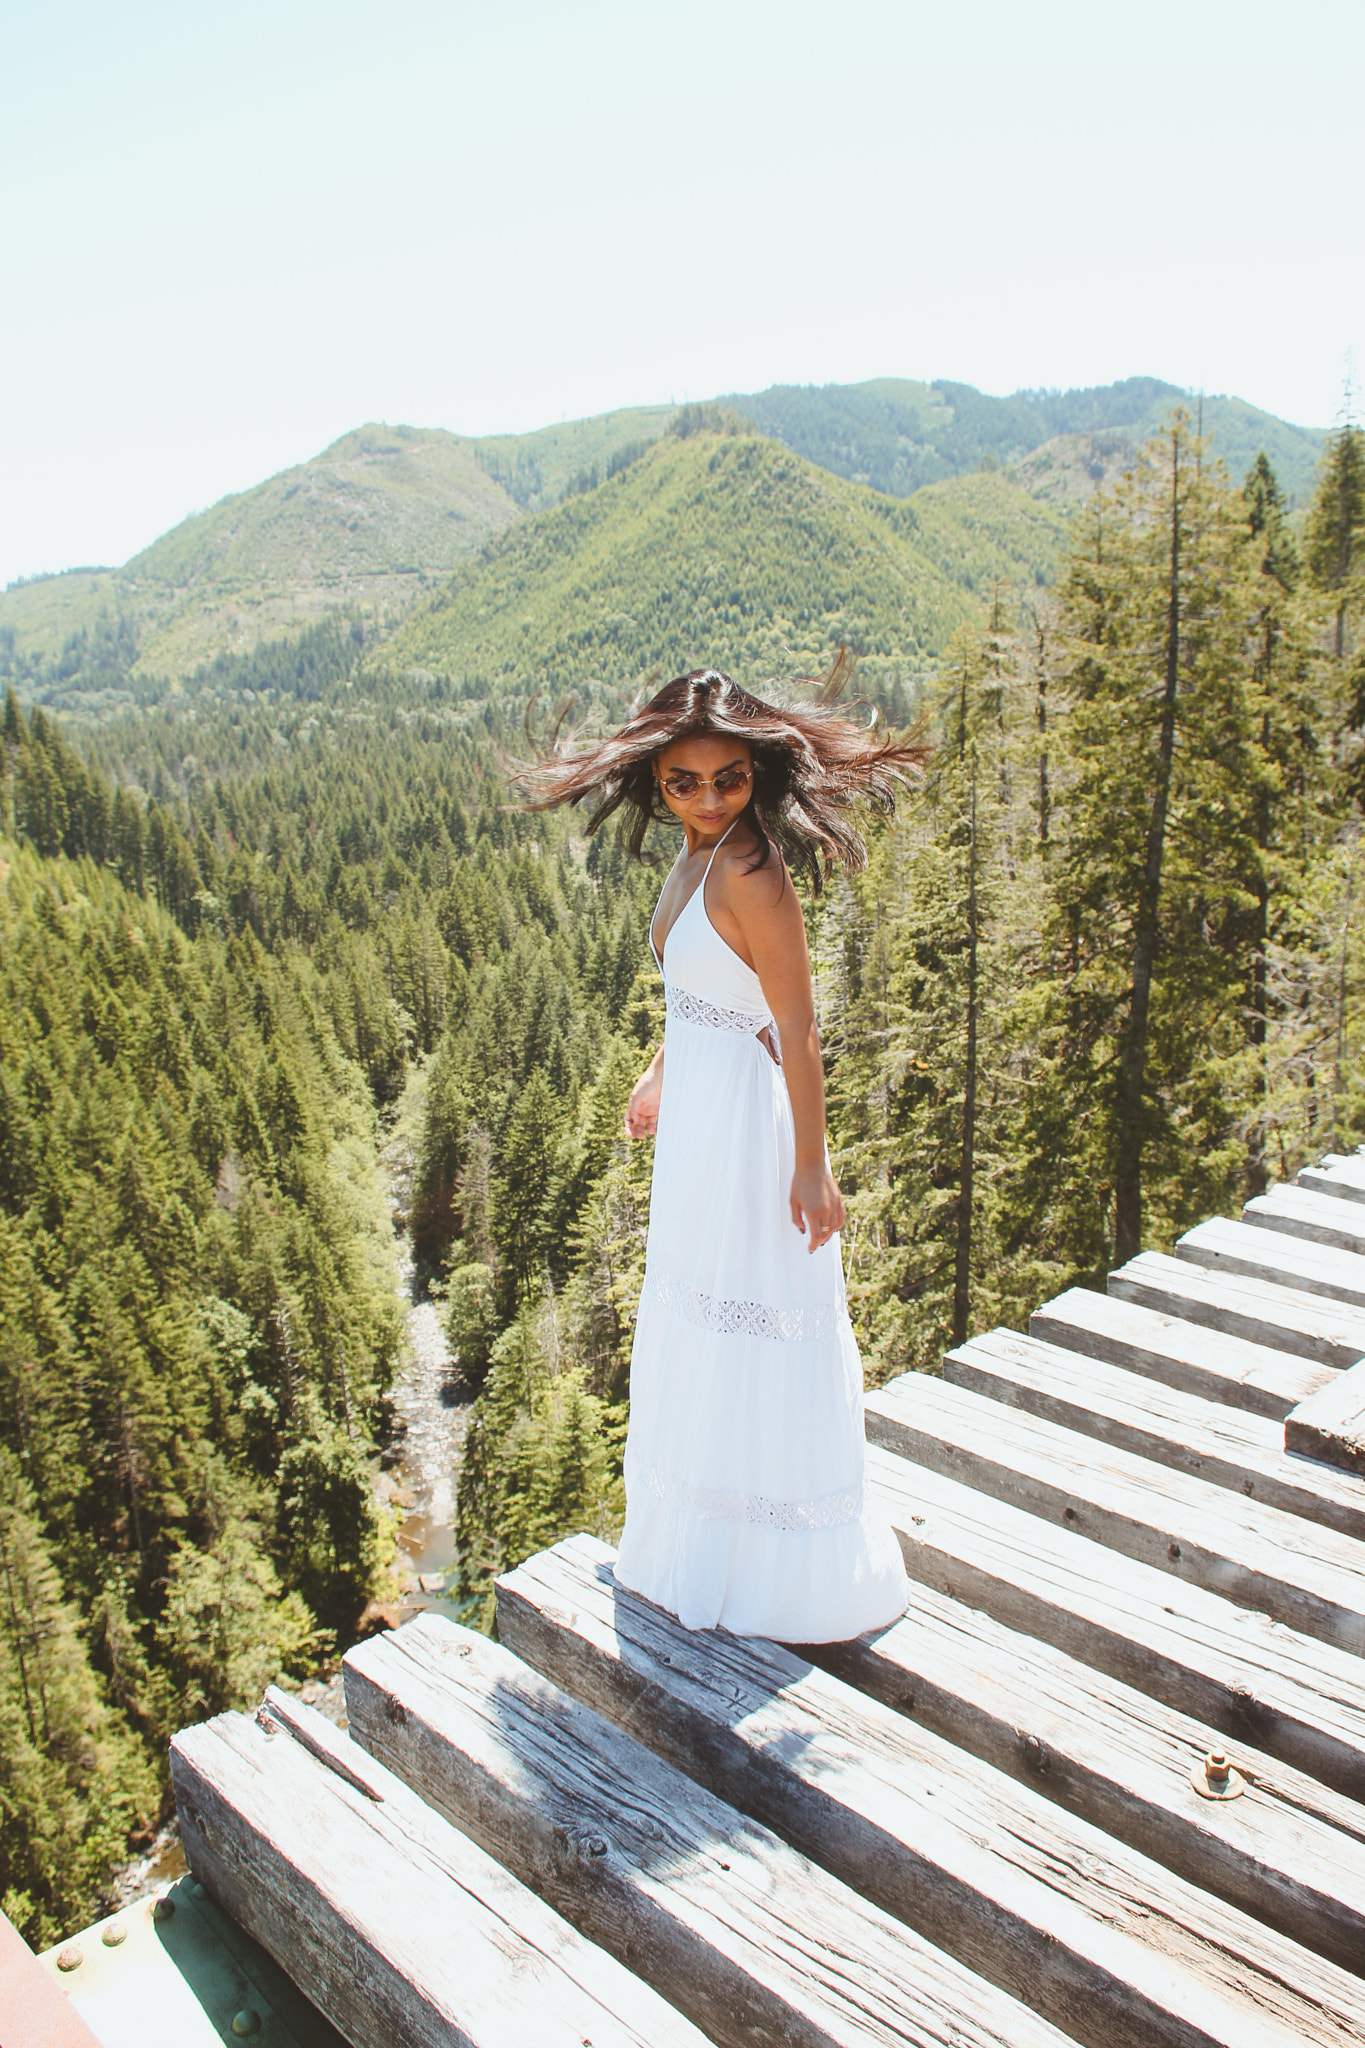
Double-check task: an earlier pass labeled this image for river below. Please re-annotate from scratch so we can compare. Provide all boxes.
[104,1060,472,1909]
[376,1058,473,1621]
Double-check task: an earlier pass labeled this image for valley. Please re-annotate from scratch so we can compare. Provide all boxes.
[1,381,1360,1954]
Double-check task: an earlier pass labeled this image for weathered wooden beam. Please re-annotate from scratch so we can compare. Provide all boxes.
[1030,1287,1333,1419]
[1286,1361,1365,1477]
[811,1560,1365,1975]
[170,1687,706,2048]
[501,1535,1365,1995]
[342,1614,1075,2048]
[1108,1250,1365,1368]
[1245,1184,1365,1254]
[1178,1216,1365,1310]
[1298,1156,1365,1206]
[944,1327,1365,1542]
[867,1372,1365,1654]
[865,1442,1365,1798]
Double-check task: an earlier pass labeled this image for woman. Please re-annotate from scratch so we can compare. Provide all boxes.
[524,663,925,1642]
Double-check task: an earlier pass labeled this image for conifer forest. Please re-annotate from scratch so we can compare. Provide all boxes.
[2,398,1364,1944]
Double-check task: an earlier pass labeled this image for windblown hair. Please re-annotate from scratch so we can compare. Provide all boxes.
[517,651,929,894]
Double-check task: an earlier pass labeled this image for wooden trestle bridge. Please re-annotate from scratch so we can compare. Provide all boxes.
[37,1154,1365,2046]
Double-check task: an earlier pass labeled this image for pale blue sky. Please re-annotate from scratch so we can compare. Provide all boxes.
[2,0,1360,585]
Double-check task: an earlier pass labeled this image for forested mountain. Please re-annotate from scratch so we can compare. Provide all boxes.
[0,426,523,703]
[723,377,1327,505]
[1,376,1324,707]
[378,424,1066,698]
[3,397,1362,1953]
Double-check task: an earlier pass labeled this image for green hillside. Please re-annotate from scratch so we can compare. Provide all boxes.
[725,376,1328,505]
[0,426,521,688]
[378,425,1067,697]
[470,404,677,510]
[0,569,126,676]
[0,377,1326,710]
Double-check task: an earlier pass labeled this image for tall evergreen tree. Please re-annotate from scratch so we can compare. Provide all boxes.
[1305,419,1365,661]
[1036,415,1257,1263]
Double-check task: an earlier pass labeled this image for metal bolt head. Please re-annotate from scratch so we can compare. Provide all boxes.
[152,1895,176,1922]
[55,1943,83,1972]
[1190,1747,1245,1799]
[231,2009,262,2037]
[101,1921,128,1947]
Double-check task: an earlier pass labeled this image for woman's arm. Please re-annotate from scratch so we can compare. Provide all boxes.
[725,855,845,1253]
[623,1044,664,1138]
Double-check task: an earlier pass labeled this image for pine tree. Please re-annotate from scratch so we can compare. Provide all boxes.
[1305,419,1365,661]
[0,1450,153,1947]
[1031,411,1268,1261]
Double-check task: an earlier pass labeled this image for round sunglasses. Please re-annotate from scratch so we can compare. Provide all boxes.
[659,765,753,800]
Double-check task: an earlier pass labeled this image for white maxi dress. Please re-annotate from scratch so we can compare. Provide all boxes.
[614,825,910,1641]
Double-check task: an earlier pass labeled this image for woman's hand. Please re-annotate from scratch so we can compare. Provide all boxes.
[623,1055,664,1139]
[790,1162,845,1252]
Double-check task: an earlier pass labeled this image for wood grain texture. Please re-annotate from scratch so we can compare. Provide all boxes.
[342,1614,1075,2048]
[1286,1361,1365,1476]
[865,1442,1365,1798]
[1108,1250,1365,1367]
[944,1326,1365,1541]
[1299,1156,1365,1206]
[867,1372,1365,1654]
[1029,1287,1334,1419]
[811,1569,1365,1973]
[498,1536,1365,2026]
[1178,1217,1365,1310]
[170,1689,706,2048]
[1245,1186,1365,1255]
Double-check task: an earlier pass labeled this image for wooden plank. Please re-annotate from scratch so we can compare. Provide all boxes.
[170,1687,706,2048]
[1298,1156,1365,1206]
[1108,1250,1365,1367]
[1030,1287,1333,1419]
[944,1326,1365,1542]
[1244,1185,1365,1255]
[811,1564,1365,1975]
[1287,1361,1365,1476]
[1178,1216,1365,1310]
[342,1614,1077,2048]
[864,1441,1365,1799]
[868,1372,1365,1654]
[500,1534,1365,1998]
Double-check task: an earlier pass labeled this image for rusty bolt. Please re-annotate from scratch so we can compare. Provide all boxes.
[55,1944,83,1972]
[231,2010,262,2037]
[1190,1746,1245,1799]
[152,1895,176,1922]
[101,1922,127,1947]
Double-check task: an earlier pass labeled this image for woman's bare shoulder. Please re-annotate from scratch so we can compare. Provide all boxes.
[716,831,791,916]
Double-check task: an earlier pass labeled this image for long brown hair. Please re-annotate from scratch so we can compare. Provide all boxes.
[517,651,929,893]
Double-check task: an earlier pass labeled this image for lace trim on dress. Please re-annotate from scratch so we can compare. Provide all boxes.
[666,982,766,1034]
[646,1271,846,1342]
[634,1460,864,1532]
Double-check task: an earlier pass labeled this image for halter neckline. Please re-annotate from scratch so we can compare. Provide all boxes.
[650,816,743,971]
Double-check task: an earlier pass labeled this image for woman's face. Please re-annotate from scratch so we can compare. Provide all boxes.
[654,735,754,835]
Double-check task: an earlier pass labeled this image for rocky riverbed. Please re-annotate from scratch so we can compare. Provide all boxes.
[107,1062,473,1904]
[375,1059,474,1622]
